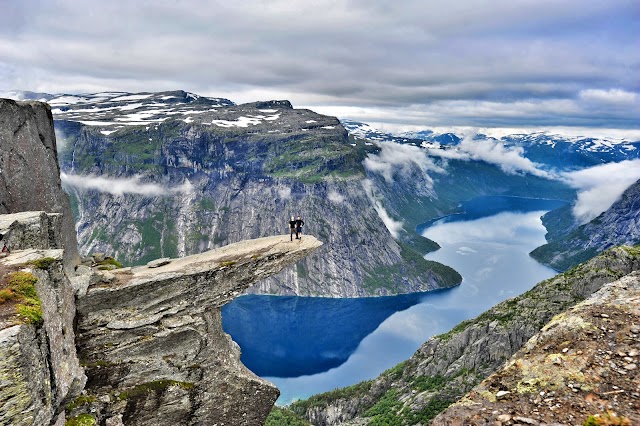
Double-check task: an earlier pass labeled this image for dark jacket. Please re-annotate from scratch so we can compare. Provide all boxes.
[289,220,297,229]
[296,219,304,228]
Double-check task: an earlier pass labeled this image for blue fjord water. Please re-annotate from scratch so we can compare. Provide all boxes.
[221,196,567,404]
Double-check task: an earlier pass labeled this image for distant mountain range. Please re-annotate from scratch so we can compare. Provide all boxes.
[343,119,640,171]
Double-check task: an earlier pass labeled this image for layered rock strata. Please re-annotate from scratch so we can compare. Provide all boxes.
[72,235,322,425]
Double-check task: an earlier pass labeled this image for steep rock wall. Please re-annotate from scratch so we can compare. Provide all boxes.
[57,102,460,297]
[72,235,322,425]
[0,99,79,268]
[0,212,86,426]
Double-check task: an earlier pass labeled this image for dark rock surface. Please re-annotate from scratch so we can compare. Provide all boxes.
[0,99,79,268]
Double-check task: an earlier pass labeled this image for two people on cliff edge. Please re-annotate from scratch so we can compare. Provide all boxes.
[289,215,305,241]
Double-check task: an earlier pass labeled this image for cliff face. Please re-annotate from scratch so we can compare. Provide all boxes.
[53,93,460,297]
[0,213,322,426]
[531,179,640,271]
[0,99,79,268]
[433,269,640,425]
[71,235,322,426]
[0,212,86,426]
[290,246,640,425]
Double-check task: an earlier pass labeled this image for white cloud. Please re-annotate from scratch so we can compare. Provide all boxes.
[561,159,640,223]
[362,179,403,238]
[327,190,345,204]
[278,187,292,199]
[428,135,551,178]
[1,1,637,130]
[579,89,638,106]
[61,172,193,197]
[363,141,445,187]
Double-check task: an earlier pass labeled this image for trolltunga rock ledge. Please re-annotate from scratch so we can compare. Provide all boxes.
[73,235,322,426]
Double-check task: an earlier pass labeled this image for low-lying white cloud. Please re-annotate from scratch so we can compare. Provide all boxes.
[327,190,345,204]
[362,179,403,238]
[561,159,640,223]
[363,141,445,188]
[278,187,292,199]
[428,136,551,178]
[61,172,193,197]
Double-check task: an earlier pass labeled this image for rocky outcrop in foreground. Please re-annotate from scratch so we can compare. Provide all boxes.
[1,216,321,425]
[72,235,321,426]
[433,270,640,425]
[0,212,86,426]
[290,246,640,425]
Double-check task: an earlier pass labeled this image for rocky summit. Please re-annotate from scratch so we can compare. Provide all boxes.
[432,269,640,425]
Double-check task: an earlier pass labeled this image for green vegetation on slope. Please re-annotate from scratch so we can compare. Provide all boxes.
[363,242,461,294]
[0,271,42,325]
[291,245,640,425]
[265,406,311,426]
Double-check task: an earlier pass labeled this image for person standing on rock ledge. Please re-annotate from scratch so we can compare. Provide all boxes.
[289,216,298,241]
[296,215,305,240]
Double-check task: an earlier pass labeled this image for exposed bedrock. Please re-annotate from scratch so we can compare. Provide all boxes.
[73,235,322,426]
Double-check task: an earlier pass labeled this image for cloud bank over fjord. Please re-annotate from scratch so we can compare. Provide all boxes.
[61,173,193,197]
[363,141,445,187]
[428,136,551,178]
[561,159,640,223]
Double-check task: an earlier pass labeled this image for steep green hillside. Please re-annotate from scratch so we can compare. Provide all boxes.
[291,246,640,424]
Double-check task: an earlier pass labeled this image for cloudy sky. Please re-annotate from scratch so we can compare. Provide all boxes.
[1,0,638,131]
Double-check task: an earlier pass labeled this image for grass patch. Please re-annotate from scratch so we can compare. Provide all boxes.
[2,271,43,325]
[66,414,96,426]
[66,395,97,411]
[96,257,123,269]
[219,260,237,267]
[412,375,449,392]
[26,257,58,270]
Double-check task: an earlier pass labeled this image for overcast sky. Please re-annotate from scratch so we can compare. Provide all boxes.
[1,0,638,132]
